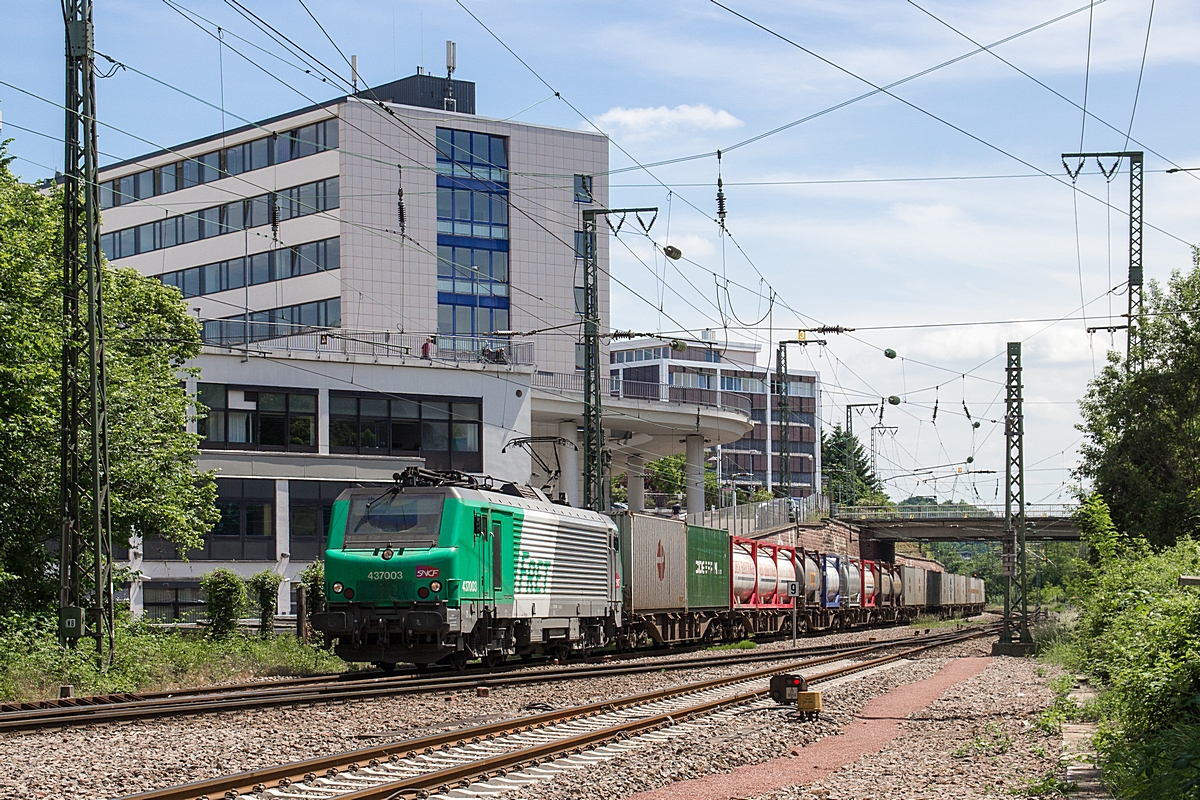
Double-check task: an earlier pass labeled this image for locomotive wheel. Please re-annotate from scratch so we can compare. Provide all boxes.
[482,651,504,669]
[447,652,470,671]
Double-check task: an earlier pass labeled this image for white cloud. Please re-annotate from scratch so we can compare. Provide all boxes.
[593,104,744,141]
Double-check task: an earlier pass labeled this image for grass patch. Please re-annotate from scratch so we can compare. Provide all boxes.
[909,614,980,630]
[1015,770,1074,797]
[0,612,353,702]
[1034,674,1096,736]
[707,639,757,651]
[951,722,1013,758]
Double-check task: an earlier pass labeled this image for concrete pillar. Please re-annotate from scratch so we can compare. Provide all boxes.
[558,421,580,507]
[128,534,144,619]
[685,434,704,516]
[275,480,291,614]
[627,455,645,513]
[318,387,330,455]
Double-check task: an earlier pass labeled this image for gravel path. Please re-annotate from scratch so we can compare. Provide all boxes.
[0,625,942,800]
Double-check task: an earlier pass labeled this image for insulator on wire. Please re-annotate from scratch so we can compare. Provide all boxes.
[269,194,280,239]
[716,149,727,230]
[396,165,406,235]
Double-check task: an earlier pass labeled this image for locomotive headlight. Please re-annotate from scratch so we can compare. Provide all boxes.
[429,580,442,593]
[381,548,394,560]
[332,582,344,594]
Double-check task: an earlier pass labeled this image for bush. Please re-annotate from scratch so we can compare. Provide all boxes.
[200,568,248,637]
[0,611,349,702]
[296,560,325,617]
[246,571,283,638]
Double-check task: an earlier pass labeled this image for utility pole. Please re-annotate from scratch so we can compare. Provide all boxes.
[994,342,1033,656]
[59,0,114,664]
[775,335,825,499]
[1063,151,1143,368]
[580,207,658,511]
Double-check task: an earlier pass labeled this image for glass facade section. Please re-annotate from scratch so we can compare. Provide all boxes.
[329,392,482,472]
[197,383,317,452]
[435,127,510,341]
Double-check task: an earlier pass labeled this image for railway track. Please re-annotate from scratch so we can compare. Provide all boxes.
[114,624,995,800]
[1,628,963,732]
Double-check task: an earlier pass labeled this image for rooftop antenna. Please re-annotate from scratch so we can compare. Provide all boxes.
[351,54,358,92]
[444,40,456,112]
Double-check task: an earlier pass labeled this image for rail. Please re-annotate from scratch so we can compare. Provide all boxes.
[832,503,1077,521]
[202,329,536,367]
[531,371,753,416]
[116,626,994,800]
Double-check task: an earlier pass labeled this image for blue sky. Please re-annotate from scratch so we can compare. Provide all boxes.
[4,0,1198,504]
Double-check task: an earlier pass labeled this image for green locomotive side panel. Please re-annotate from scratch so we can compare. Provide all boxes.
[324,492,525,609]
[686,525,730,610]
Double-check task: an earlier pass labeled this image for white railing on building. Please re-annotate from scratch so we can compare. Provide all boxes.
[203,329,536,367]
[531,372,753,417]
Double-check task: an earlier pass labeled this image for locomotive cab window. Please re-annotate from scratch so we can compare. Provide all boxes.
[345,493,444,549]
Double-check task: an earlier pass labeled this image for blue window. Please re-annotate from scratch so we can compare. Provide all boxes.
[574,230,594,259]
[436,183,507,240]
[202,298,340,345]
[435,128,507,181]
[574,174,593,203]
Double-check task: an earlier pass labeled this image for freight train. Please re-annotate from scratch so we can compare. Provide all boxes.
[311,469,985,668]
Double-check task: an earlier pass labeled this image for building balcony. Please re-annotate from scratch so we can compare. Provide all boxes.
[201,329,535,367]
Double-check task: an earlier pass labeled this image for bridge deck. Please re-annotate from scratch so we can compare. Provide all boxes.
[833,504,1079,541]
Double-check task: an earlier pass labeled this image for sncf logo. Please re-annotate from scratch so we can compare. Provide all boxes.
[415,566,440,579]
[656,540,666,581]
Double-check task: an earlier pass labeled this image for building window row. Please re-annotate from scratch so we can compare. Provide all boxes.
[669,371,715,390]
[100,177,339,261]
[100,119,338,209]
[435,128,508,182]
[161,237,339,299]
[202,297,341,345]
[774,379,817,398]
[436,244,508,298]
[198,384,318,451]
[436,182,508,240]
[720,375,766,394]
[436,304,509,341]
[612,346,670,364]
[329,392,482,472]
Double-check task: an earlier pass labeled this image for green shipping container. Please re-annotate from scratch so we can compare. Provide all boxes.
[686,525,730,610]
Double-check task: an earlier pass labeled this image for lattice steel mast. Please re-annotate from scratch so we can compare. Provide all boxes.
[995,342,1033,655]
[59,0,114,662]
[580,207,656,510]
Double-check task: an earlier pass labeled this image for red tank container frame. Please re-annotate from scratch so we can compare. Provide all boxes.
[861,559,879,608]
[730,537,801,610]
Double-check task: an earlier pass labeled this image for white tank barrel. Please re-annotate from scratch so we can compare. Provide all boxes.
[823,560,840,604]
[804,555,821,603]
[756,549,778,599]
[732,544,756,602]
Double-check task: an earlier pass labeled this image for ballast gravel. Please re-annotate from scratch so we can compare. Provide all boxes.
[508,638,1064,800]
[0,625,963,800]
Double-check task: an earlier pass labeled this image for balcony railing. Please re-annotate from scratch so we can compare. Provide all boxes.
[202,329,535,367]
[831,503,1076,521]
[531,372,753,417]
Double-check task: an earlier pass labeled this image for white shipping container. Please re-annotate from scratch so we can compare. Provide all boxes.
[898,565,926,609]
[617,513,688,613]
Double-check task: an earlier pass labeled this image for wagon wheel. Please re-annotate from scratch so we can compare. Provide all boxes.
[448,652,470,671]
[482,651,504,670]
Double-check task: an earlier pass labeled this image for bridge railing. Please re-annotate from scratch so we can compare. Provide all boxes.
[831,503,1076,521]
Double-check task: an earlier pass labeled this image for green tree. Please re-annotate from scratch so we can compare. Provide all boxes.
[0,145,217,614]
[821,425,890,506]
[200,569,248,638]
[1077,258,1200,548]
[643,454,721,509]
[246,571,284,638]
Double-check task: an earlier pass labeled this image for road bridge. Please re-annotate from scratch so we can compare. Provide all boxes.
[832,504,1079,542]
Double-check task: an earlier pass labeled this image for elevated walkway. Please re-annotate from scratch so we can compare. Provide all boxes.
[833,504,1079,541]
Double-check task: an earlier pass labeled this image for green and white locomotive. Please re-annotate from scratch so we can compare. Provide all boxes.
[311,469,620,668]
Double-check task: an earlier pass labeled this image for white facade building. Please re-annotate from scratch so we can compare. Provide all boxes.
[97,73,754,621]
